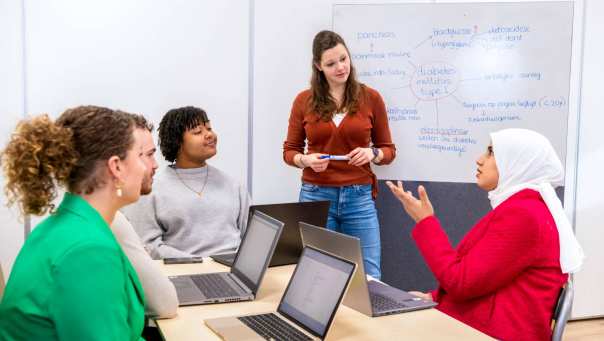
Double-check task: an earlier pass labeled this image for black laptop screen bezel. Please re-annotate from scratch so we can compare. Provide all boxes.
[250,200,330,266]
[209,201,330,268]
[276,246,356,339]
[230,210,284,295]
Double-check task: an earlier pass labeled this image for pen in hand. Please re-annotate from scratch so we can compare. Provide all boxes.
[318,155,350,161]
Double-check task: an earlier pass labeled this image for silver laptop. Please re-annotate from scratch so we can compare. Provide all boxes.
[205,246,356,341]
[169,210,284,306]
[300,222,437,317]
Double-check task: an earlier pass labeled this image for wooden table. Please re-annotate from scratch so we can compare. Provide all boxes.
[156,259,492,340]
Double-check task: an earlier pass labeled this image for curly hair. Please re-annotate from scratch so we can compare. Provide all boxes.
[158,106,209,163]
[309,30,364,121]
[1,106,137,216]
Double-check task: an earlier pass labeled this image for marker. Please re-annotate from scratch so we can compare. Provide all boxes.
[319,155,350,161]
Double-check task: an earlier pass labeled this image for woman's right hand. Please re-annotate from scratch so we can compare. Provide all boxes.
[300,153,330,172]
[386,181,434,223]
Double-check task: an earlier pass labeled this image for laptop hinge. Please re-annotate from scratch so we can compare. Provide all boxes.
[229,273,253,294]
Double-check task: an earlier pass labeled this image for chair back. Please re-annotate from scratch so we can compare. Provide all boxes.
[551,280,574,341]
[0,262,5,301]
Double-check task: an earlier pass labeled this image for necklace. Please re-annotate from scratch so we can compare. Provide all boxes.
[173,165,209,198]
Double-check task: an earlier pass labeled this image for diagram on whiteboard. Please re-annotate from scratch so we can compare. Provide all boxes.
[334,2,573,182]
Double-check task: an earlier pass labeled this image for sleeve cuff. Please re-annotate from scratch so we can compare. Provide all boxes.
[411,215,440,245]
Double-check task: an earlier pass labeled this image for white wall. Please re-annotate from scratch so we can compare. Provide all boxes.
[24,0,249,184]
[572,0,604,319]
[0,0,25,276]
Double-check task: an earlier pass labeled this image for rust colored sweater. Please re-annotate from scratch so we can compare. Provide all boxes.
[283,86,396,197]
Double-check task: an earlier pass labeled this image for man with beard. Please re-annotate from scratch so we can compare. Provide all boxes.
[113,114,178,319]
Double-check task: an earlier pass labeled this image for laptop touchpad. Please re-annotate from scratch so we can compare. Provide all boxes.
[171,277,206,301]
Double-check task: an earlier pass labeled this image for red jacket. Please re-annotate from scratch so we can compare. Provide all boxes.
[412,189,567,341]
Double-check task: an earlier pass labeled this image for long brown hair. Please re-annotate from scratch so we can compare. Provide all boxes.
[310,30,363,121]
[1,106,137,215]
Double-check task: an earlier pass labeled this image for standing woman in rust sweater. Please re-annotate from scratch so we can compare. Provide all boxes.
[283,30,396,279]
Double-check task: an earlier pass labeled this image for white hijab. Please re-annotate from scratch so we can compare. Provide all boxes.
[488,128,584,274]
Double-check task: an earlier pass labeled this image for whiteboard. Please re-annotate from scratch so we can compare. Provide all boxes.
[334,2,574,182]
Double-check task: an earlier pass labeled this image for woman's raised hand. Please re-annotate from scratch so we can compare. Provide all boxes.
[386,181,434,223]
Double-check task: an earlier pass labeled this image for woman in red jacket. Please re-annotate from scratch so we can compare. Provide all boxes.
[387,128,584,341]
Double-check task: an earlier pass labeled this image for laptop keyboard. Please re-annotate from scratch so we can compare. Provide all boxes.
[370,292,409,311]
[238,313,312,341]
[190,273,240,299]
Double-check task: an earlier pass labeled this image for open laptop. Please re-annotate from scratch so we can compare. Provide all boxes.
[300,222,437,317]
[211,201,329,267]
[206,246,356,341]
[169,210,284,306]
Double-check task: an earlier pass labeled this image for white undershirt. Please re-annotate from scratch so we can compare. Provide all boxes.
[333,112,347,127]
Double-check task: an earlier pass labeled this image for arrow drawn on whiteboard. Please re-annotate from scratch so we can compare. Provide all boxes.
[414,35,433,49]
[407,60,418,71]
[450,93,464,106]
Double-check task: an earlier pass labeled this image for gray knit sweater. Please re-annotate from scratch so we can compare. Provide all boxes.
[111,211,178,318]
[122,164,250,259]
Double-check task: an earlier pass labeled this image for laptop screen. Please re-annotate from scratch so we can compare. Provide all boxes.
[277,247,355,338]
[250,201,329,266]
[231,211,283,292]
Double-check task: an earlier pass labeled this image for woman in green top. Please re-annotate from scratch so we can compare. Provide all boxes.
[0,106,149,341]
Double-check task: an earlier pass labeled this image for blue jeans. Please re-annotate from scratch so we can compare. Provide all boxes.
[299,183,382,279]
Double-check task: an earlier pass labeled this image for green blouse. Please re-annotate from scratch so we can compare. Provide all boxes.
[0,193,145,340]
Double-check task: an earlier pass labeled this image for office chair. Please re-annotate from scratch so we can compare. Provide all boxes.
[551,280,574,341]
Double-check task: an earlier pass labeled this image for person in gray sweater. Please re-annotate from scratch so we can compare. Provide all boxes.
[122,106,250,259]
[112,211,178,318]
[113,113,178,319]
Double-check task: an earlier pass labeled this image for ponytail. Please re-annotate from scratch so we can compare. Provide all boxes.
[1,115,77,215]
